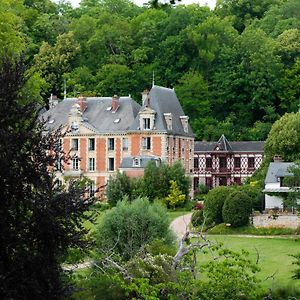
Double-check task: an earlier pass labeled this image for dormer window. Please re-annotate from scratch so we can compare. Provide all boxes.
[143,118,151,130]
[133,158,140,167]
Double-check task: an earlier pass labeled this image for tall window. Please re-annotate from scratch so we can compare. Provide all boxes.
[248,157,255,169]
[72,157,79,170]
[89,158,95,171]
[220,157,227,169]
[108,157,114,171]
[206,158,212,169]
[143,118,150,130]
[88,181,95,197]
[142,137,151,150]
[108,138,114,151]
[194,158,199,169]
[122,138,128,151]
[88,138,95,151]
[72,138,78,151]
[234,157,241,169]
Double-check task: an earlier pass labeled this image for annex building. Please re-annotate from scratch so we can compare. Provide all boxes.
[43,85,194,198]
[193,135,264,191]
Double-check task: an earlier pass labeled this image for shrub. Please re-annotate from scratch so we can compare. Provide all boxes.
[222,190,252,227]
[95,197,175,260]
[204,186,232,225]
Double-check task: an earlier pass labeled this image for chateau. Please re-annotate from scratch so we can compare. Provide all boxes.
[43,87,265,198]
[43,86,194,197]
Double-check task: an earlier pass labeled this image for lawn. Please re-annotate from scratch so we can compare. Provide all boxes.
[197,235,300,289]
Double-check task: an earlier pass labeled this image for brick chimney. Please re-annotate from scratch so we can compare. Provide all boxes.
[111,95,120,113]
[78,95,87,112]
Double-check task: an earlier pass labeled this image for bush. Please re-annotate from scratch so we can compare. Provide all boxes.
[238,185,264,212]
[95,197,175,260]
[222,190,252,227]
[204,186,232,225]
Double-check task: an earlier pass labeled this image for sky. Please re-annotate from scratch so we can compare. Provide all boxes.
[63,0,217,9]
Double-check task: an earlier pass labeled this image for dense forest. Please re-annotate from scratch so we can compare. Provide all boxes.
[3,0,300,140]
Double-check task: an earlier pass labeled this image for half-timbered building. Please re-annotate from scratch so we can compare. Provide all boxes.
[193,135,264,192]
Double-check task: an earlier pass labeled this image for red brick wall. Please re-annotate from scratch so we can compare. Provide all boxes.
[63,138,70,170]
[80,138,87,171]
[96,138,106,172]
[152,136,161,156]
[130,135,140,156]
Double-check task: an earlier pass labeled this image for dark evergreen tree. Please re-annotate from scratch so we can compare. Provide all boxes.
[0,58,92,299]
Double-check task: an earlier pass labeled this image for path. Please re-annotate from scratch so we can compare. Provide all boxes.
[170,213,193,238]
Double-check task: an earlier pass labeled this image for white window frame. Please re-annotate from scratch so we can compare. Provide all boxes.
[88,138,95,151]
[142,137,151,150]
[89,157,95,171]
[72,157,79,170]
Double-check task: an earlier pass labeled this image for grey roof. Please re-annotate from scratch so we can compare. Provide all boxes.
[265,162,294,184]
[41,97,141,133]
[195,135,264,152]
[129,85,194,137]
[120,156,160,169]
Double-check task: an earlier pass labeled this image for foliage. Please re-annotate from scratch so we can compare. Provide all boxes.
[106,171,131,206]
[191,209,205,228]
[290,253,300,279]
[196,248,261,300]
[207,223,300,235]
[203,186,231,225]
[165,180,186,209]
[95,197,175,260]
[222,190,253,227]
[265,111,300,161]
[0,58,92,298]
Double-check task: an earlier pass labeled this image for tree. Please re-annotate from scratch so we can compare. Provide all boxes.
[204,186,230,225]
[106,171,132,207]
[96,197,175,261]
[165,180,186,209]
[265,111,300,161]
[222,190,252,227]
[0,58,92,298]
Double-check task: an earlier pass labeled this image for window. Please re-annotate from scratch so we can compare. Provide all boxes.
[143,118,150,130]
[89,158,95,171]
[220,157,227,169]
[206,158,212,169]
[133,158,140,167]
[142,137,151,150]
[193,177,199,190]
[194,158,199,169]
[88,181,95,197]
[122,138,128,151]
[219,176,227,186]
[108,157,114,171]
[234,157,241,169]
[55,157,62,172]
[205,177,213,189]
[72,157,79,170]
[108,138,114,151]
[234,177,242,185]
[248,157,255,169]
[88,138,95,151]
[72,138,78,151]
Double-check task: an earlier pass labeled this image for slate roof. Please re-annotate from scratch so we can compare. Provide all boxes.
[129,85,194,137]
[120,156,160,169]
[195,135,264,152]
[265,162,294,184]
[41,97,141,133]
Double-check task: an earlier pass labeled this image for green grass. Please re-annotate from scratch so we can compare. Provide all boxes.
[197,235,300,289]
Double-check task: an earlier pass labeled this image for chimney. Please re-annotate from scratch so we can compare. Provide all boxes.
[142,89,150,107]
[273,155,283,163]
[78,95,87,112]
[49,94,59,109]
[164,113,173,130]
[111,95,120,113]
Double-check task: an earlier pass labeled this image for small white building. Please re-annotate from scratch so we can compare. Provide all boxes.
[263,161,297,210]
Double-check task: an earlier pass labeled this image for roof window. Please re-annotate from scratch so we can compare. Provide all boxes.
[114,118,121,124]
[106,106,112,111]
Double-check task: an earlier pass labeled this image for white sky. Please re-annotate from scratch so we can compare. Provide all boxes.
[63,0,217,9]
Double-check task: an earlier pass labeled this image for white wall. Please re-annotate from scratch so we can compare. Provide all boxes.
[265,195,283,209]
